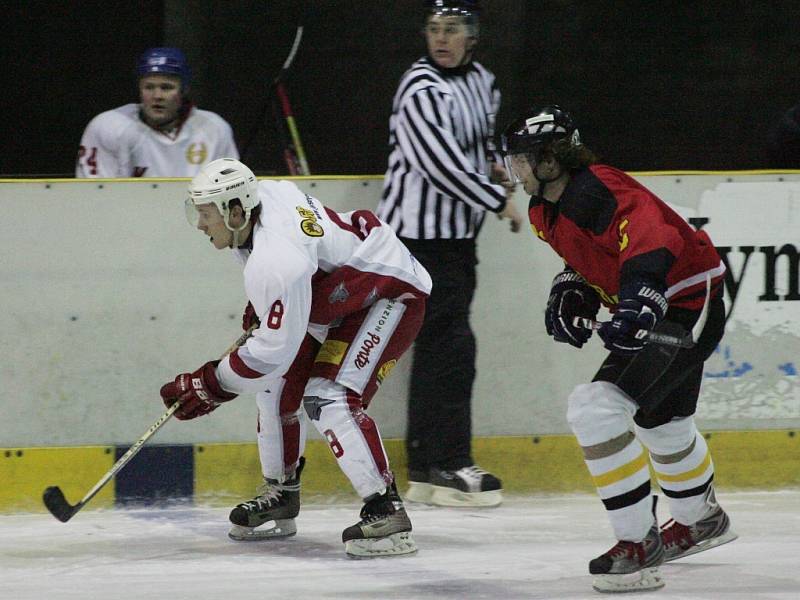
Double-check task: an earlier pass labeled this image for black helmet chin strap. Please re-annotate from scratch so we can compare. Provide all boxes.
[532,152,562,185]
[532,158,565,201]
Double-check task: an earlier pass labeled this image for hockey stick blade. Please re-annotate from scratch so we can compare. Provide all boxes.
[43,486,80,523]
[41,326,256,522]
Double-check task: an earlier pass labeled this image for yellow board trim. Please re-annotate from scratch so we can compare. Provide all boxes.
[2,430,798,513]
[0,446,116,512]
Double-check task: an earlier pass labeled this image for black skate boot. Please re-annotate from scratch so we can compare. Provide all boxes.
[228,457,305,541]
[342,481,417,558]
[425,464,503,507]
[589,497,665,593]
[661,488,737,562]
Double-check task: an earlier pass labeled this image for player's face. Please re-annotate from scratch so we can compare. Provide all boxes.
[507,154,537,195]
[139,74,182,129]
[194,203,233,250]
[425,15,475,69]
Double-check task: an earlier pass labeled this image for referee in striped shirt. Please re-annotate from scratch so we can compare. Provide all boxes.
[376,0,522,508]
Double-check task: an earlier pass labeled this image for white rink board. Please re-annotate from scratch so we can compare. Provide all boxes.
[1,173,799,446]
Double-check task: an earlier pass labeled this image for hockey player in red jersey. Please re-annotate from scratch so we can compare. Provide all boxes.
[159,158,431,557]
[501,105,737,592]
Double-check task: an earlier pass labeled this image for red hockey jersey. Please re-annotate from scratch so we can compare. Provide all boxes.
[528,165,724,310]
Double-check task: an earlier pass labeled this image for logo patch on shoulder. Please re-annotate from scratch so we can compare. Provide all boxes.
[301,220,324,237]
[296,206,324,237]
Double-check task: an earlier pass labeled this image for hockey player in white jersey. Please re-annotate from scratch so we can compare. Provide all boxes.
[75,47,238,178]
[159,158,432,557]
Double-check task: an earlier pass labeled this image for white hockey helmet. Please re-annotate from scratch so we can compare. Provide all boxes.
[185,158,259,238]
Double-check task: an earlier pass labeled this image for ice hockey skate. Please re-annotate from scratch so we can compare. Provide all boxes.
[589,522,665,593]
[228,457,304,541]
[589,498,665,593]
[408,465,502,507]
[661,504,737,562]
[341,482,417,558]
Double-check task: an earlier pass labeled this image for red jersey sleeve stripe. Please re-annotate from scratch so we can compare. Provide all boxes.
[228,349,266,379]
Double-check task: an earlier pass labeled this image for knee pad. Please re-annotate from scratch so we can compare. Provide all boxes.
[302,393,372,439]
[566,382,638,446]
[301,389,389,500]
[302,395,337,422]
[635,416,697,457]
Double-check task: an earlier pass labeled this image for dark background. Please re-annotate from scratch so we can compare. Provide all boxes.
[4,1,800,177]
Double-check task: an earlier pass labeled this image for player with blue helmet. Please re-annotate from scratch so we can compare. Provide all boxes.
[76,47,238,178]
[136,47,192,91]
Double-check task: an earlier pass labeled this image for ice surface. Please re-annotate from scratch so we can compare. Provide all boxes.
[1,491,798,600]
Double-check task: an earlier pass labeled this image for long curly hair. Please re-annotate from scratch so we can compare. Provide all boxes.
[549,137,599,171]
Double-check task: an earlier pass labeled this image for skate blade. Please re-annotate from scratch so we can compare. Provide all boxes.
[228,519,297,541]
[592,567,665,593]
[664,529,738,562]
[430,486,503,508]
[345,531,417,558]
[405,482,434,504]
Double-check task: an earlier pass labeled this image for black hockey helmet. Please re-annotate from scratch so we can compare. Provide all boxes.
[425,0,481,34]
[501,105,580,157]
[425,0,481,19]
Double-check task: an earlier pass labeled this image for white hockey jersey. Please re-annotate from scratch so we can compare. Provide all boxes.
[216,180,432,395]
[75,103,238,177]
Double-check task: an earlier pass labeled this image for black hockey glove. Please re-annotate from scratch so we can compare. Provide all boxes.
[544,269,601,349]
[599,282,668,354]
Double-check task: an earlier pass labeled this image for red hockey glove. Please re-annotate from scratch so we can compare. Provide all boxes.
[159,361,238,420]
[242,301,260,332]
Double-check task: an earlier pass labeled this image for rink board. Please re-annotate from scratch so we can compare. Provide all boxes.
[1,430,797,512]
[3,174,800,451]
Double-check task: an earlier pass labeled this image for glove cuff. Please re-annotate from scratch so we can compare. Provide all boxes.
[552,269,587,287]
[619,282,668,321]
[200,361,238,402]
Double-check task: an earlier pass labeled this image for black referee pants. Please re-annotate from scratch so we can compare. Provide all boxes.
[400,238,477,474]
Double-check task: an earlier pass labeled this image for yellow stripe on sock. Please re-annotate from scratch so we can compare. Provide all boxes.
[654,450,711,483]
[591,447,649,488]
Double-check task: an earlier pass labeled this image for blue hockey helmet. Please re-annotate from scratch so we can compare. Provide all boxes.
[136,47,191,90]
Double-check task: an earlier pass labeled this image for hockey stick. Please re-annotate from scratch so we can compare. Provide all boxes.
[42,326,256,523]
[274,24,310,175]
[573,273,712,349]
[239,8,309,174]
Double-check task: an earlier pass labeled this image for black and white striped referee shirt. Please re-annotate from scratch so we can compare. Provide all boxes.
[376,56,507,240]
